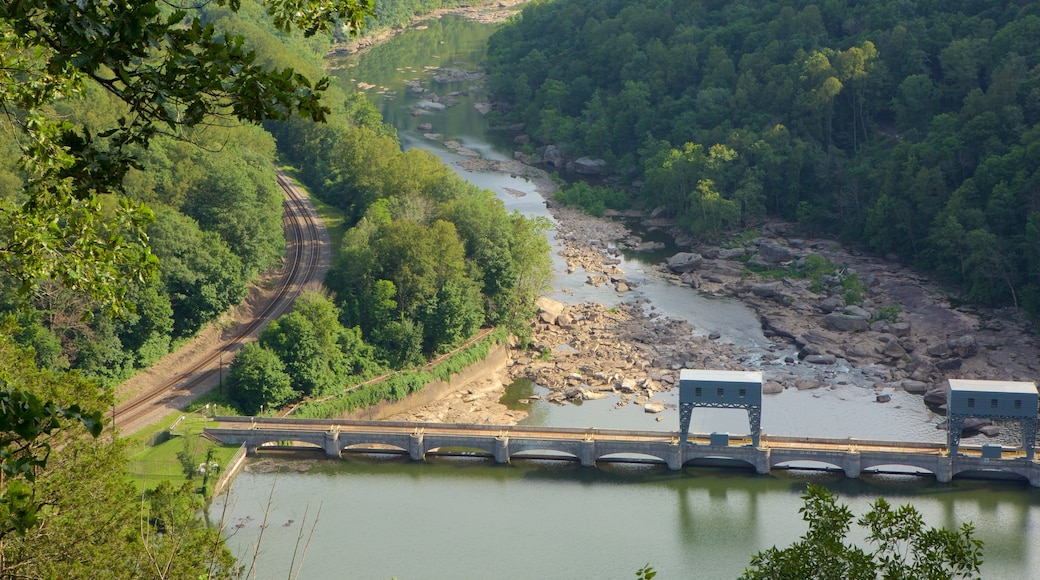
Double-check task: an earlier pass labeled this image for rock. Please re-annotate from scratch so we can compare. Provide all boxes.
[572,157,608,175]
[949,335,978,358]
[717,248,747,260]
[535,296,565,324]
[513,134,530,145]
[876,394,892,403]
[758,241,795,263]
[615,282,630,293]
[843,305,871,318]
[619,379,639,393]
[923,386,948,408]
[666,252,704,273]
[936,358,962,371]
[582,391,609,401]
[979,425,1002,437]
[644,402,665,414]
[562,386,582,400]
[822,313,870,332]
[804,354,837,365]
[926,342,950,358]
[819,296,844,313]
[417,122,433,131]
[543,144,564,168]
[881,339,908,358]
[763,381,784,394]
[889,322,912,337]
[901,380,929,394]
[708,331,722,340]
[703,261,745,279]
[751,282,783,298]
[795,379,822,390]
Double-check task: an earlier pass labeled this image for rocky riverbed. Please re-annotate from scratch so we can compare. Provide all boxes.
[392,151,1040,440]
[371,2,1040,439]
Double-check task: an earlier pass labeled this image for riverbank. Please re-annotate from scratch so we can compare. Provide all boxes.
[329,0,526,57]
[392,140,1040,439]
[375,6,1040,440]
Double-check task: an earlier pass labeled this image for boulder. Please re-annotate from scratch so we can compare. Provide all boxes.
[795,379,822,390]
[923,386,947,408]
[819,296,844,313]
[703,260,744,278]
[949,335,978,358]
[935,358,963,371]
[843,305,871,318]
[535,296,566,323]
[822,313,870,332]
[757,241,795,263]
[926,342,950,358]
[876,394,892,403]
[644,402,665,414]
[763,381,784,394]
[751,282,783,298]
[417,122,433,131]
[978,425,1002,437]
[543,144,564,168]
[804,354,837,365]
[888,322,912,337]
[667,252,704,273]
[901,380,929,394]
[572,157,608,175]
[881,339,908,358]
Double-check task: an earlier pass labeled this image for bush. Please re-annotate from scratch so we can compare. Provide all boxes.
[553,183,629,217]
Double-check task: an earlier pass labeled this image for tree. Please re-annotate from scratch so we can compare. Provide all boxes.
[0,0,374,312]
[228,342,298,414]
[741,485,983,580]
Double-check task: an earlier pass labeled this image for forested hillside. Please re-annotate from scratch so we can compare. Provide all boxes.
[0,0,538,389]
[0,0,546,574]
[487,0,1040,316]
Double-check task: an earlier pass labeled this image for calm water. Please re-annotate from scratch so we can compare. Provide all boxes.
[215,15,1040,579]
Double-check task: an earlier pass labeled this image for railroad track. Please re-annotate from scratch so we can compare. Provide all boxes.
[113,171,329,432]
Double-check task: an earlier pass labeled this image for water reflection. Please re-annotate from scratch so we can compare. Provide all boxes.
[213,455,1040,578]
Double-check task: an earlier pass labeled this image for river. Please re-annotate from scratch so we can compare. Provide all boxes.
[213,14,1040,578]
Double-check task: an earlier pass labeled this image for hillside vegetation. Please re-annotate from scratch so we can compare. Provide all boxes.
[487,0,1040,316]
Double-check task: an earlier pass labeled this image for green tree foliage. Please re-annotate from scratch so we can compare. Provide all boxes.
[741,485,983,580]
[0,332,236,577]
[554,183,630,217]
[487,0,1040,316]
[0,0,381,576]
[0,0,374,312]
[234,290,381,412]
[228,342,298,414]
[148,208,248,339]
[276,95,552,368]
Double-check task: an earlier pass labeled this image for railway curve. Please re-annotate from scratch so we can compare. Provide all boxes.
[113,170,330,434]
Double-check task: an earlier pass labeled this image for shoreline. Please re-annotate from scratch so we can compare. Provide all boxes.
[362,6,1040,442]
[329,0,527,58]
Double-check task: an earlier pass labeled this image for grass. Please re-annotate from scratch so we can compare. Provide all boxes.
[124,409,241,497]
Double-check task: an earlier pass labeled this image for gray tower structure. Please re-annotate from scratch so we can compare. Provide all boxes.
[946,378,1038,459]
[679,369,763,446]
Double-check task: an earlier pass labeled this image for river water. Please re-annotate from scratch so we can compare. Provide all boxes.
[213,15,1040,578]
